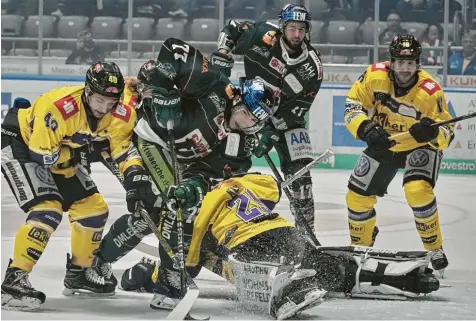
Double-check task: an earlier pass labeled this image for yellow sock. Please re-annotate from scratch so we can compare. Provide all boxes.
[346,189,377,246]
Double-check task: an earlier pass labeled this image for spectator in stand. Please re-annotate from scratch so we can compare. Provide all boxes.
[66,30,105,65]
[378,11,407,60]
[446,33,476,75]
[224,0,274,21]
[420,24,447,66]
[396,0,440,24]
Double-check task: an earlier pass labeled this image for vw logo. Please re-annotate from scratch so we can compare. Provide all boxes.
[409,150,429,167]
[354,156,371,177]
[35,166,55,185]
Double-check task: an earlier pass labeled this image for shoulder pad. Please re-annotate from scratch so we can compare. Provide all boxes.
[418,79,441,96]
[53,94,80,120]
[112,104,132,122]
[370,62,390,72]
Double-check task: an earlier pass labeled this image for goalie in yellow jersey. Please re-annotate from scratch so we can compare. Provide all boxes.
[344,35,454,272]
[1,62,156,311]
[120,173,440,320]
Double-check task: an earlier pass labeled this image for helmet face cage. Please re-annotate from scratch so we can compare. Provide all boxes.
[389,35,422,64]
[240,79,274,134]
[278,4,312,33]
[85,61,125,100]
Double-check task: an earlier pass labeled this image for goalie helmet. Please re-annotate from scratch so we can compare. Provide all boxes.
[389,34,422,64]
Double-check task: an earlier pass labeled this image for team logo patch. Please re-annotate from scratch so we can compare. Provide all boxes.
[408,150,430,167]
[54,95,79,120]
[354,156,371,177]
[419,79,441,96]
[112,104,131,122]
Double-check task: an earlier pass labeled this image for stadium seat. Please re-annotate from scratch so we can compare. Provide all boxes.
[310,20,324,43]
[155,18,187,41]
[1,14,23,36]
[308,0,328,20]
[327,21,359,44]
[55,16,89,50]
[19,15,57,49]
[360,21,387,44]
[352,55,370,64]
[48,49,71,57]
[12,48,38,56]
[141,51,158,59]
[320,54,349,64]
[401,22,428,40]
[109,50,141,59]
[122,17,154,52]
[190,18,219,42]
[91,16,122,50]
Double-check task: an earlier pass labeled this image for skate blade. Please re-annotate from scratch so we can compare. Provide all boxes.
[1,293,42,311]
[277,289,327,320]
[436,269,445,279]
[62,287,115,297]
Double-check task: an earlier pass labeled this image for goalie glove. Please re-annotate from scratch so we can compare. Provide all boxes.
[209,51,234,77]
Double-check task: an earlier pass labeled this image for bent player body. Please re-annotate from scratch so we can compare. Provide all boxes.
[343,35,453,272]
[1,62,143,311]
[212,4,324,234]
[122,173,440,320]
[91,38,278,302]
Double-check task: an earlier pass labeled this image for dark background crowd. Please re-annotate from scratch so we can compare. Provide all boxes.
[2,0,476,74]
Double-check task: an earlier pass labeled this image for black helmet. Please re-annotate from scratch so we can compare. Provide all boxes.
[85,61,124,99]
[389,34,422,63]
[278,4,312,32]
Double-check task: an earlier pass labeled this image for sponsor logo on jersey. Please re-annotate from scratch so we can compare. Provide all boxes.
[250,45,271,58]
[297,62,316,80]
[262,30,277,46]
[214,114,227,140]
[54,95,79,120]
[268,57,285,74]
[309,51,323,80]
[419,79,441,96]
[284,74,303,93]
[112,104,131,122]
[202,56,209,73]
[372,112,408,132]
[371,62,389,72]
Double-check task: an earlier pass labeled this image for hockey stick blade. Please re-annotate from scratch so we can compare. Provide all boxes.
[166,286,208,321]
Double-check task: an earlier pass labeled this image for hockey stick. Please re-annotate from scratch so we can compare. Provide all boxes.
[389,112,476,142]
[262,150,334,248]
[165,120,207,321]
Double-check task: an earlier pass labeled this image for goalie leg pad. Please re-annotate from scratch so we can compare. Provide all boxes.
[228,254,327,320]
[315,246,439,299]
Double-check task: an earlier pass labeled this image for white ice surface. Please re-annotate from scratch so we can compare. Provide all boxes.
[1,164,476,320]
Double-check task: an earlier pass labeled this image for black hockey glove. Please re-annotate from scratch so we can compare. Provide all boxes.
[123,166,155,213]
[209,51,234,77]
[357,120,392,152]
[409,117,439,143]
[164,179,205,213]
[57,145,91,173]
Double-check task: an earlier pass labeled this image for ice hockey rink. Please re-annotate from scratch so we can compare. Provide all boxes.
[2,164,476,320]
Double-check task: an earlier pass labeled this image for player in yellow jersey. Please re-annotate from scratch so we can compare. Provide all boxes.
[343,35,454,272]
[121,173,440,319]
[0,62,156,311]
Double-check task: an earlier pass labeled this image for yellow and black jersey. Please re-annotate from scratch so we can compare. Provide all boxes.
[186,173,293,267]
[17,84,141,176]
[345,61,454,152]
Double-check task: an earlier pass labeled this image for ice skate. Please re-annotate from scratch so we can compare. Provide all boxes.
[270,277,328,320]
[149,266,194,311]
[62,253,115,297]
[429,248,448,277]
[1,260,46,311]
[89,251,117,287]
